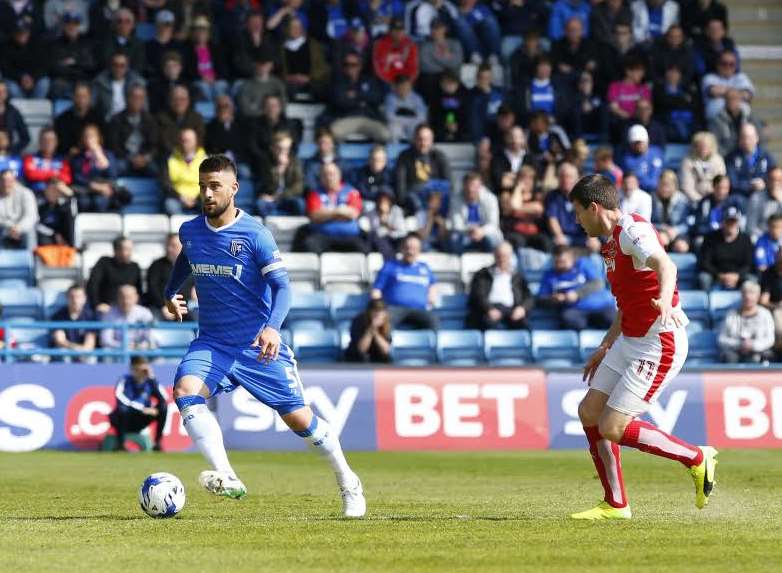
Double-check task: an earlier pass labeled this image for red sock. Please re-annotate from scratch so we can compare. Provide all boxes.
[584,426,627,508]
[620,419,703,468]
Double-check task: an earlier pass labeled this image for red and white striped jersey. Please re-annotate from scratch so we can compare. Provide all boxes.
[601,213,682,337]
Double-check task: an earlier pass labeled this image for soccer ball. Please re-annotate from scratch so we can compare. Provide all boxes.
[138,472,186,518]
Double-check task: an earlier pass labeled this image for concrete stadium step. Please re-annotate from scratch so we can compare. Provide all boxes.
[725,0,782,45]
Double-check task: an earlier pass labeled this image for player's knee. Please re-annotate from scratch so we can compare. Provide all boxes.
[578,399,601,426]
[173,376,206,399]
[598,418,626,443]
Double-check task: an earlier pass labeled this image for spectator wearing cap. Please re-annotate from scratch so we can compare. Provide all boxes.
[718,281,775,364]
[418,18,464,101]
[371,233,438,329]
[107,84,160,178]
[448,172,503,253]
[98,8,146,72]
[326,51,390,143]
[147,51,188,114]
[698,205,755,291]
[630,0,679,45]
[247,94,302,167]
[146,10,185,80]
[0,168,38,249]
[156,85,206,155]
[93,52,146,123]
[746,167,782,241]
[537,245,616,330]
[692,174,745,240]
[709,89,765,157]
[184,16,231,104]
[254,131,305,217]
[429,70,470,143]
[236,50,288,119]
[384,76,428,143]
[754,214,782,274]
[279,16,331,101]
[0,130,23,179]
[550,17,598,85]
[620,124,663,192]
[350,144,395,204]
[0,82,30,156]
[373,18,419,86]
[232,10,280,79]
[760,249,782,357]
[0,21,50,99]
[590,0,632,45]
[44,1,90,35]
[162,128,207,215]
[549,0,590,41]
[54,83,104,157]
[450,0,501,65]
[679,131,726,203]
[619,172,652,220]
[545,162,587,247]
[651,169,692,253]
[469,64,505,144]
[467,240,532,330]
[50,11,97,99]
[702,51,754,121]
[294,162,368,254]
[23,128,72,193]
[365,188,407,259]
[36,177,75,247]
[607,56,650,142]
[726,123,777,198]
[394,124,452,214]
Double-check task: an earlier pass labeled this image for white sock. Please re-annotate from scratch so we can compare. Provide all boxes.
[180,402,234,474]
[298,416,356,488]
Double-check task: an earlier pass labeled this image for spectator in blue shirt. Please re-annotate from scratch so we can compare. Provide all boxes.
[108,356,168,451]
[726,123,777,198]
[548,0,590,41]
[371,233,438,329]
[620,124,664,192]
[469,64,504,143]
[537,245,616,330]
[50,284,97,362]
[451,0,501,64]
[755,214,782,273]
[693,174,746,241]
[0,129,23,178]
[545,162,587,247]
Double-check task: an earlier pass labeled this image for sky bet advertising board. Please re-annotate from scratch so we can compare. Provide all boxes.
[1,365,781,452]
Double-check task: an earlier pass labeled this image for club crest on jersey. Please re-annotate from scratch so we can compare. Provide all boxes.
[602,240,617,272]
[230,240,243,256]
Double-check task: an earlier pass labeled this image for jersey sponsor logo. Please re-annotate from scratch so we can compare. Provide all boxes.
[230,239,243,256]
[602,240,617,272]
[190,262,243,280]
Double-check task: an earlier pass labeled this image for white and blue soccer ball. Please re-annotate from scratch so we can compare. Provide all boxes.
[138,472,186,518]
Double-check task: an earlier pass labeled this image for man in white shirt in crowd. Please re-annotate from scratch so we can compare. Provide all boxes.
[0,168,38,248]
[718,281,775,364]
[619,172,652,220]
[100,284,155,353]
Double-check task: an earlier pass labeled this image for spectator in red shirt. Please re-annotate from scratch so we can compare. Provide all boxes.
[23,128,72,193]
[293,162,367,254]
[372,18,418,86]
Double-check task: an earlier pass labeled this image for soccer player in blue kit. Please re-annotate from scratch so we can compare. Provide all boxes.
[164,155,366,517]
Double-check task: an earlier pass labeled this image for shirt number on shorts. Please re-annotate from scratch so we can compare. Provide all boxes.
[285,366,304,395]
[636,359,657,381]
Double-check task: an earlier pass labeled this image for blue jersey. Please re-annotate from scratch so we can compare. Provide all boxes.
[538,258,614,312]
[165,211,289,347]
[114,375,167,412]
[374,259,435,309]
[755,233,781,270]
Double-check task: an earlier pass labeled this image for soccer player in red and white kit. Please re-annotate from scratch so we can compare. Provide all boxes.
[568,174,718,520]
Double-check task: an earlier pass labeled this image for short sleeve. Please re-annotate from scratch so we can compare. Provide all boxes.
[580,258,598,281]
[373,262,392,291]
[427,265,436,285]
[538,271,554,296]
[254,226,284,276]
[618,219,663,265]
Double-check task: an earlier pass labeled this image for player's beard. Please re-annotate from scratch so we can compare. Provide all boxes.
[204,198,232,221]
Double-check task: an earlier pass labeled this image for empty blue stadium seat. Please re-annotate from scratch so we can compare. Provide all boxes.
[483,330,532,365]
[670,253,698,289]
[338,324,351,351]
[664,144,689,170]
[42,289,67,319]
[518,248,551,283]
[531,330,580,367]
[527,308,561,329]
[679,290,710,327]
[0,288,43,319]
[688,330,720,364]
[292,329,341,363]
[235,179,256,211]
[297,143,317,159]
[0,279,28,289]
[117,178,161,214]
[340,143,372,169]
[8,321,49,348]
[0,250,34,284]
[286,292,330,324]
[53,99,72,116]
[391,330,436,366]
[709,290,742,325]
[289,319,326,334]
[151,327,196,352]
[436,329,483,365]
[434,293,468,329]
[579,329,607,360]
[330,292,370,324]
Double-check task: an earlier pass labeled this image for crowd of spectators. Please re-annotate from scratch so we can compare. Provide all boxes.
[0,0,781,363]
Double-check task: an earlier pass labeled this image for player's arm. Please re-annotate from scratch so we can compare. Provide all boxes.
[163,249,192,322]
[253,267,291,363]
[582,309,622,383]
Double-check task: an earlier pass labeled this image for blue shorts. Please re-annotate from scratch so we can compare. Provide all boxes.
[175,338,306,415]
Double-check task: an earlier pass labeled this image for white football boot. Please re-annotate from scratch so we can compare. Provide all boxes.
[198,470,247,499]
[340,475,366,518]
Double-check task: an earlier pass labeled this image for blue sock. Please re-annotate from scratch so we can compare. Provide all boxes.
[175,395,206,411]
[294,415,318,438]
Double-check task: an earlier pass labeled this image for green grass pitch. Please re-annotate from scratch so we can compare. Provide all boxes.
[1,450,780,573]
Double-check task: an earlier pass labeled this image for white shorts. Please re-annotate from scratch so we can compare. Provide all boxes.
[590,326,689,417]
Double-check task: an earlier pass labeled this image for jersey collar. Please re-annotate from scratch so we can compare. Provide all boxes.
[205,209,244,232]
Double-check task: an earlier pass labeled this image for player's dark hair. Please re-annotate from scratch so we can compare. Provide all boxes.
[569,174,620,210]
[199,154,237,176]
[130,355,150,367]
